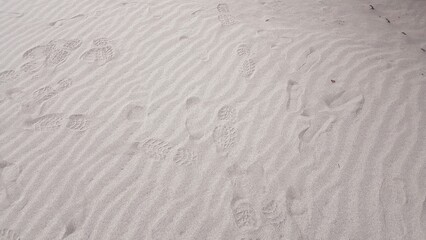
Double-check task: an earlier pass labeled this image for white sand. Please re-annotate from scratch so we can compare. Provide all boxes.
[0,0,426,239]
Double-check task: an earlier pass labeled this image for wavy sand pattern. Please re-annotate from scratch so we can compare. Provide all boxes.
[0,0,426,239]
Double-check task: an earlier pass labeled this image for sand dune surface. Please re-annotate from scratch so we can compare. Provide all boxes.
[0,0,426,239]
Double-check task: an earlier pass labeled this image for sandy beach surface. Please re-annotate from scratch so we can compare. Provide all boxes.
[1,0,426,239]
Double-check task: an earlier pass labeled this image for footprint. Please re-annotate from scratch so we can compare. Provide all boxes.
[217,3,230,13]
[261,199,286,227]
[173,147,197,166]
[239,59,255,78]
[20,101,39,115]
[56,78,73,91]
[296,47,317,72]
[48,39,82,52]
[45,49,70,68]
[217,105,237,124]
[33,86,59,103]
[66,114,90,132]
[197,48,210,62]
[59,193,88,240]
[231,198,259,232]
[185,97,207,140]
[3,88,23,101]
[80,46,116,66]
[20,60,44,74]
[286,80,303,112]
[124,104,146,122]
[48,14,85,27]
[20,86,58,114]
[298,113,335,147]
[22,45,50,60]
[0,162,22,210]
[22,113,65,131]
[48,19,68,27]
[319,87,364,114]
[228,161,265,198]
[138,138,172,161]
[213,125,237,154]
[0,70,19,85]
[285,187,307,216]
[218,14,237,26]
[379,178,407,239]
[236,43,251,57]
[22,39,81,62]
[186,96,201,108]
[0,229,21,240]
[20,79,72,114]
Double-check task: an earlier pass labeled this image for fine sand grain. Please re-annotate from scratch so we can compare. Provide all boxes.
[1,0,426,239]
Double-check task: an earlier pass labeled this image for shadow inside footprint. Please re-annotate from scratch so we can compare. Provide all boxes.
[124,104,146,122]
[61,221,76,239]
[286,80,304,112]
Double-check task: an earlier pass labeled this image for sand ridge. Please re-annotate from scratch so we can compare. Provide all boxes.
[0,0,426,239]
